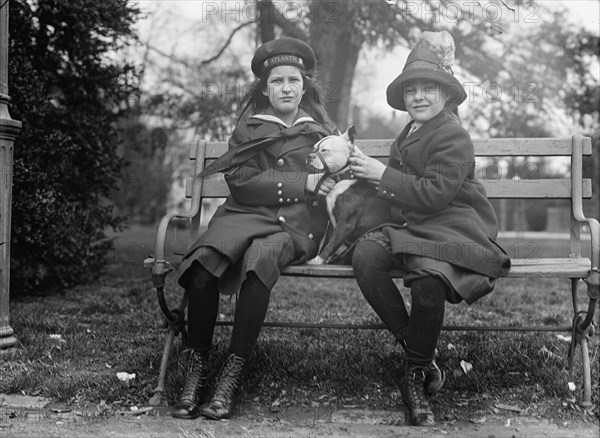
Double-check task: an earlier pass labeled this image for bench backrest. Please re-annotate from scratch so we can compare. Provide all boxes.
[184,135,593,256]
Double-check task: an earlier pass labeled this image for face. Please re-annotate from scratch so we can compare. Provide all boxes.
[404,81,447,123]
[306,130,354,173]
[262,65,306,121]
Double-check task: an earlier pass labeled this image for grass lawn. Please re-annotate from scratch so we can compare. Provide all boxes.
[1,223,598,424]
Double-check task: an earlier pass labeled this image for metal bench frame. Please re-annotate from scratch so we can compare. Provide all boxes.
[145,135,598,408]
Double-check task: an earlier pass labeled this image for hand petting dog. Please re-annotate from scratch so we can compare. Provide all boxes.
[305,172,338,196]
[349,146,386,188]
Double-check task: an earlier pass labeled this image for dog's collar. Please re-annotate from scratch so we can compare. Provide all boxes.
[313,149,352,179]
[310,152,353,204]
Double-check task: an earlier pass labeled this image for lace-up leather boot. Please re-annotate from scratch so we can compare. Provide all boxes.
[396,336,445,397]
[172,350,209,419]
[400,365,435,426]
[201,353,245,420]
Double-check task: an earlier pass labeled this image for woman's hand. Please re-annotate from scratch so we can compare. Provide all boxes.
[349,146,386,188]
[306,172,337,196]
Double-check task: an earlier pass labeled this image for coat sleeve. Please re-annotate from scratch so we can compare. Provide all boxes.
[225,156,310,207]
[377,125,475,214]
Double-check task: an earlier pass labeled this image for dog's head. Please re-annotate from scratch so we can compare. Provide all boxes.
[306,126,356,174]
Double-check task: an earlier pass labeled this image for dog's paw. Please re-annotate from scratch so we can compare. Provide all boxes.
[306,255,324,265]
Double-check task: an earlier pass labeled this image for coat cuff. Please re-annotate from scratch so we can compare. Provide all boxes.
[272,172,308,205]
[377,166,404,202]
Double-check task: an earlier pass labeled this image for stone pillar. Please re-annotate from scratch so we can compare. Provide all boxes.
[0,0,22,350]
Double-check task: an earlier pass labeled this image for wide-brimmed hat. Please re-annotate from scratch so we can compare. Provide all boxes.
[251,37,316,78]
[386,31,467,111]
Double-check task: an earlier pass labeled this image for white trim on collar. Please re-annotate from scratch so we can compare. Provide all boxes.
[250,114,315,128]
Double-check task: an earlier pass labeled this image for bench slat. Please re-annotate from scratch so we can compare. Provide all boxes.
[482,179,592,198]
[280,257,591,278]
[202,137,592,159]
[186,176,592,199]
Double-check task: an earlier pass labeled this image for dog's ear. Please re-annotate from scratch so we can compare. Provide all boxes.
[347,125,356,144]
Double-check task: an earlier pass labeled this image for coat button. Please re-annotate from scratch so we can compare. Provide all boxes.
[278,198,284,203]
[294,198,299,202]
[382,190,388,195]
[286,198,291,202]
[277,190,283,195]
[277,182,283,188]
[309,233,314,239]
[278,216,286,223]
[276,158,284,166]
[390,193,395,197]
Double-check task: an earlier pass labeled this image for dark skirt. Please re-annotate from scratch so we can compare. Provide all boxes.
[356,231,495,304]
[178,231,296,296]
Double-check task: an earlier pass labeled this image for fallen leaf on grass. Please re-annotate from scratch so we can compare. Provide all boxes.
[130,407,153,416]
[460,360,473,374]
[556,334,572,342]
[469,416,486,424]
[116,372,136,382]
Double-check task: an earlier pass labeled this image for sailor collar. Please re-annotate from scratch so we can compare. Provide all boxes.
[249,108,316,128]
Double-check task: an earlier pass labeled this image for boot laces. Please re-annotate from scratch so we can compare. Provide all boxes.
[213,354,245,403]
[408,368,428,404]
[181,350,208,402]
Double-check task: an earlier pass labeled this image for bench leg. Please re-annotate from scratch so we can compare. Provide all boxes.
[567,278,598,409]
[149,324,177,406]
[149,286,189,406]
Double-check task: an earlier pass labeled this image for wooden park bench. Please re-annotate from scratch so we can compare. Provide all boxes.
[145,134,598,408]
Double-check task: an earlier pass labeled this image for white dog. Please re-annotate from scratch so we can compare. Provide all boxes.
[306,127,391,264]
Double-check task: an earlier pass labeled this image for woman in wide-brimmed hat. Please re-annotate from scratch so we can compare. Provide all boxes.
[348,31,510,426]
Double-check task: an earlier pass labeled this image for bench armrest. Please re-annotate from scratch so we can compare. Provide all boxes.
[150,208,200,279]
[572,213,600,272]
[571,135,599,272]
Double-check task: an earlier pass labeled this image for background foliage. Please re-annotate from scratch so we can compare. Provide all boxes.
[8,0,140,295]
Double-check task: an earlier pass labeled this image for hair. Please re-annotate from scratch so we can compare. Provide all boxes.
[236,68,333,127]
[443,101,461,123]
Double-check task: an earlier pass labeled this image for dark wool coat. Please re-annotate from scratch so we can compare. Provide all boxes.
[378,111,511,283]
[178,109,335,295]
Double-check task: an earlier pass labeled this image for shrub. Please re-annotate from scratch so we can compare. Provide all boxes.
[7,0,140,295]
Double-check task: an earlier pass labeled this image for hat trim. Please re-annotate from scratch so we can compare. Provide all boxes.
[404,58,454,75]
[263,54,305,70]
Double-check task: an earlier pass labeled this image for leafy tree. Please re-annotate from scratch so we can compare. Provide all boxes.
[8,0,140,295]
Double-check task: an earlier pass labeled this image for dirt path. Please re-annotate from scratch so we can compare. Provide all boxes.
[1,397,598,438]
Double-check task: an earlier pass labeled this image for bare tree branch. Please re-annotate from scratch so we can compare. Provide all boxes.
[144,21,254,69]
[198,21,255,66]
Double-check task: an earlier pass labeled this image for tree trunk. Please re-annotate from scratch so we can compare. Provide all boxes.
[309,2,363,128]
[258,0,275,44]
